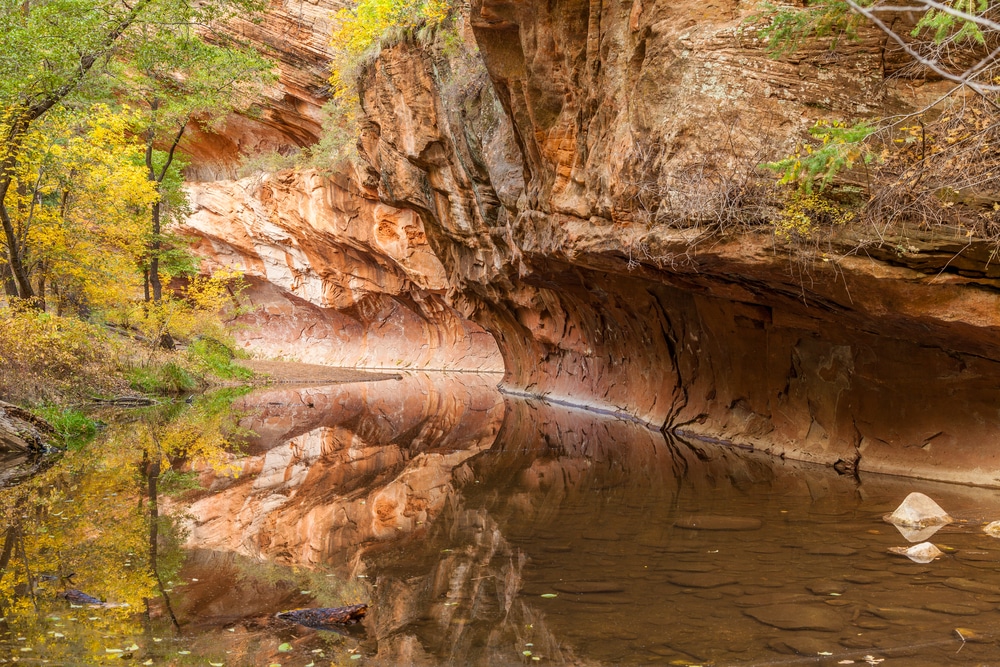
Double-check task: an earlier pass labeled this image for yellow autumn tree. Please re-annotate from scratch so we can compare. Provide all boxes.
[3,104,158,312]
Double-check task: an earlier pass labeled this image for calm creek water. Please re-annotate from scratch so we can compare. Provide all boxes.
[4,372,1000,665]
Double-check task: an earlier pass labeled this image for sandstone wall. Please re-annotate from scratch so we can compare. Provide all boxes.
[182,0,1000,483]
[352,2,1000,484]
[181,169,502,370]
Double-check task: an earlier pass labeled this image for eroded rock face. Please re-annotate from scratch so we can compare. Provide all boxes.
[351,3,1000,484]
[181,170,502,370]
[182,1,1000,483]
[183,0,348,181]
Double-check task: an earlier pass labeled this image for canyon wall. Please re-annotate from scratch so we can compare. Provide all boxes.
[183,1,1000,484]
[182,169,502,370]
[351,1,1000,484]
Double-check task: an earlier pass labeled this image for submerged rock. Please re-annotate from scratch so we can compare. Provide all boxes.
[887,542,944,564]
[883,492,953,528]
[744,603,843,631]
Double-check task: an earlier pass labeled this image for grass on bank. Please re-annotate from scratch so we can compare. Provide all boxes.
[0,276,260,444]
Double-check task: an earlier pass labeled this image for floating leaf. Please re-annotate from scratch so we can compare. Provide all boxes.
[127,643,139,651]
[178,650,191,655]
[540,593,557,599]
[523,650,533,656]
[143,661,153,666]
[106,648,123,653]
[278,643,293,652]
[210,663,225,666]
[350,656,363,661]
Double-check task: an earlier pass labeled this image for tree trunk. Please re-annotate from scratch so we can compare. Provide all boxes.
[149,201,162,302]
[0,262,18,298]
[0,188,35,302]
[36,263,45,311]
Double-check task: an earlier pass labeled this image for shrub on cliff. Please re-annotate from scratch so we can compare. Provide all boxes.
[747,1,1000,245]
[309,0,457,169]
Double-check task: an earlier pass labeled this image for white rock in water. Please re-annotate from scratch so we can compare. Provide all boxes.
[983,521,1000,538]
[884,492,953,528]
[894,523,944,543]
[888,542,944,564]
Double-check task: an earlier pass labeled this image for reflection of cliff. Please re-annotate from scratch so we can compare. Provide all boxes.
[178,383,1000,664]
[179,373,504,565]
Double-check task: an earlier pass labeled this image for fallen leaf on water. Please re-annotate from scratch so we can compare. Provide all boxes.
[126,644,139,651]
[350,655,363,661]
[143,661,153,666]
[178,650,191,655]
[540,593,557,599]
[210,663,224,666]
[278,643,292,652]
[106,648,123,654]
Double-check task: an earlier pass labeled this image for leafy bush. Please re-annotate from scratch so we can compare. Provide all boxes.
[0,304,121,403]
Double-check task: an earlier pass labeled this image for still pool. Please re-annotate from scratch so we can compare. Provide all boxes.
[3,372,1000,665]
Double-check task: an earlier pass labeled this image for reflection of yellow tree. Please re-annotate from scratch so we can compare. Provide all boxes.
[0,390,249,662]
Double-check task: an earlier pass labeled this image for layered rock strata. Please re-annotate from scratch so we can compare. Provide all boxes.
[182,170,502,370]
[183,1,1000,483]
[351,2,1000,484]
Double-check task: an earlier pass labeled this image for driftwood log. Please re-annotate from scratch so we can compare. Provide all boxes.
[276,603,368,629]
[0,401,56,453]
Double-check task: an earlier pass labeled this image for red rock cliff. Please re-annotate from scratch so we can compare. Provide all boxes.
[353,1,1000,485]
[186,1,1000,484]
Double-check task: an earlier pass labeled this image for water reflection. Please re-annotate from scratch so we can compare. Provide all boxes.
[179,378,1000,666]
[7,375,1000,665]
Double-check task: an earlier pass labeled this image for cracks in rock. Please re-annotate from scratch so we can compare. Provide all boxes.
[645,288,688,431]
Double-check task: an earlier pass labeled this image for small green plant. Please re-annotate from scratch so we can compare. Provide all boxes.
[912,0,989,44]
[747,1,866,57]
[158,469,204,495]
[34,405,99,450]
[128,362,199,394]
[763,120,876,193]
[188,337,253,381]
